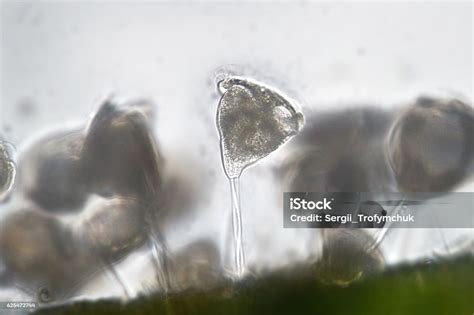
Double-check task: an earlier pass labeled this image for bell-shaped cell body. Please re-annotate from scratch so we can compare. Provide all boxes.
[217,77,304,178]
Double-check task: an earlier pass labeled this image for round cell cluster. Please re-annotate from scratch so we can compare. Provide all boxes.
[0,99,165,303]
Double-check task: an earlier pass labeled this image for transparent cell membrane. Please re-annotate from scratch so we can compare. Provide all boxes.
[0,141,16,202]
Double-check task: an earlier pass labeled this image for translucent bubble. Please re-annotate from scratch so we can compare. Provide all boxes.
[38,286,54,303]
[19,130,87,211]
[0,141,16,202]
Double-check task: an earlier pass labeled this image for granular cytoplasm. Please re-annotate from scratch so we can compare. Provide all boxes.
[75,197,148,263]
[217,77,304,179]
[75,196,149,298]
